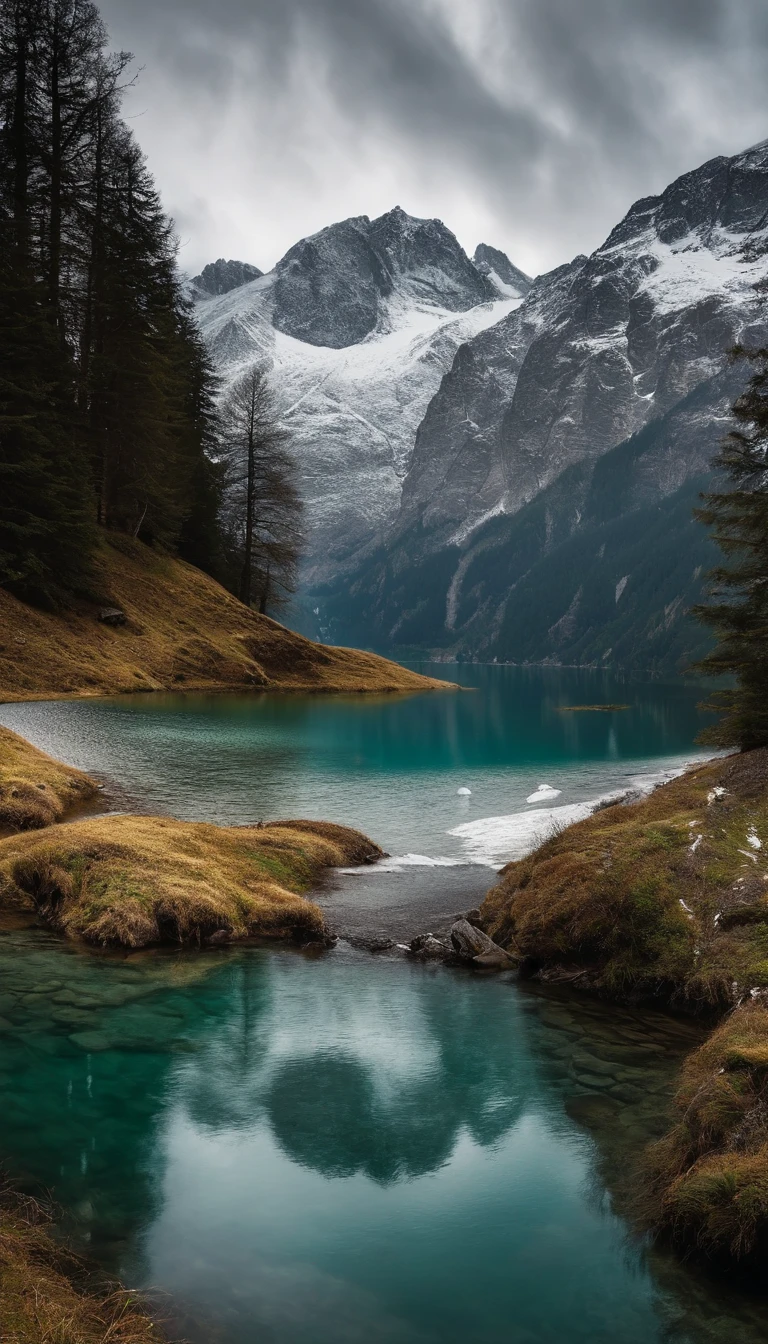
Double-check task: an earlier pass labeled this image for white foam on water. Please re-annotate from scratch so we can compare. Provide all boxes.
[339,759,708,875]
[337,853,464,875]
[526,784,562,804]
[449,801,603,867]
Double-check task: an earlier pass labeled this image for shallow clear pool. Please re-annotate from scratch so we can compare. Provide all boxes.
[6,932,767,1344]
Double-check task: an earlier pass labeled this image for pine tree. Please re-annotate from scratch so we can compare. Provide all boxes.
[219,369,304,613]
[175,308,226,576]
[0,0,94,603]
[0,0,257,604]
[693,346,768,750]
[35,1,130,344]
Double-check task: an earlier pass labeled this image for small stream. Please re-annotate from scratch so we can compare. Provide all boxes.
[2,666,765,1342]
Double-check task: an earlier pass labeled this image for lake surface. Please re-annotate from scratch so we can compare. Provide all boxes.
[0,665,714,926]
[4,666,765,1344]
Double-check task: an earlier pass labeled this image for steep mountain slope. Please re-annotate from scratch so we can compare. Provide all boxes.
[194,210,528,582]
[321,140,768,671]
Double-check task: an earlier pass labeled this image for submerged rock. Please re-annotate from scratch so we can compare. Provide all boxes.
[450,919,516,969]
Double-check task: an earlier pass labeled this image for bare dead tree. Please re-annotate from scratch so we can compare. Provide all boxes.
[219,368,304,612]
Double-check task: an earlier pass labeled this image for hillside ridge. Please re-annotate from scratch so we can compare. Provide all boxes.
[0,536,451,701]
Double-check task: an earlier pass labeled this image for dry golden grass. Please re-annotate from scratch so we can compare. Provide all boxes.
[0,813,382,947]
[0,727,99,835]
[0,1187,163,1343]
[644,1004,768,1263]
[0,535,452,700]
[481,749,768,1005]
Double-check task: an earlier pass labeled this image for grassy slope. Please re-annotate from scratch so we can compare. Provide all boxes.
[0,534,451,701]
[0,726,99,833]
[644,1004,768,1265]
[482,751,768,1005]
[0,814,382,947]
[481,749,768,1264]
[0,1189,162,1344]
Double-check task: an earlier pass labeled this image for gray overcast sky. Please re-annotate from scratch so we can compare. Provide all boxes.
[99,0,768,278]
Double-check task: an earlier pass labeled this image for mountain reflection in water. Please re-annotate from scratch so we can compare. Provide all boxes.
[3,931,768,1344]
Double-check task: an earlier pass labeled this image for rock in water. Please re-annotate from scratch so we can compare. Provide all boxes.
[450,919,516,969]
[409,934,450,961]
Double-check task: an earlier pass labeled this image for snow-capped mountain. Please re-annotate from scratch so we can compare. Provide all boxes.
[473,243,533,299]
[318,140,768,670]
[194,208,530,581]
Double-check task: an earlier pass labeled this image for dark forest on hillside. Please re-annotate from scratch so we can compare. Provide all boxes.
[0,0,300,612]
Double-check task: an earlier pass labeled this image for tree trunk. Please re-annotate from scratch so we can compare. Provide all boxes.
[239,398,257,607]
[258,561,271,614]
[12,7,30,259]
[49,12,63,338]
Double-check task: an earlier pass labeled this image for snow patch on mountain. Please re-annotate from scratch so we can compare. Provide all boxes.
[631,226,768,316]
[195,209,524,582]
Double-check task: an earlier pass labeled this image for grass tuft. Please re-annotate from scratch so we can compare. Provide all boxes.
[0,814,382,948]
[479,747,768,1268]
[642,1004,768,1263]
[0,727,99,835]
[481,748,768,1006]
[0,1184,163,1343]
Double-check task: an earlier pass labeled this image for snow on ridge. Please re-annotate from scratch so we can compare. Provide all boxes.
[485,268,528,299]
[637,229,768,316]
[600,222,768,318]
[195,272,521,576]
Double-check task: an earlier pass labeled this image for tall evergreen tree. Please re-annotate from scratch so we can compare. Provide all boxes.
[694,346,768,750]
[0,226,95,603]
[0,0,95,602]
[175,309,226,576]
[0,0,228,602]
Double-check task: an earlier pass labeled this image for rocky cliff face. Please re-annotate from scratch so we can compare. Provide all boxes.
[191,258,263,299]
[272,207,498,349]
[317,140,768,671]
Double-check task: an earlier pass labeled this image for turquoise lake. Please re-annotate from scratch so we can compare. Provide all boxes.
[2,666,767,1343]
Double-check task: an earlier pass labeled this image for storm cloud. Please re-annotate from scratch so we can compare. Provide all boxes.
[99,0,768,276]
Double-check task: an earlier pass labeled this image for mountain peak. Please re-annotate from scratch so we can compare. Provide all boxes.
[191,258,263,299]
[602,138,768,257]
[271,207,497,349]
[473,244,532,298]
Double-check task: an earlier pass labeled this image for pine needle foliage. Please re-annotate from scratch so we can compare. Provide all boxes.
[0,228,95,604]
[693,346,768,750]
[0,0,226,602]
